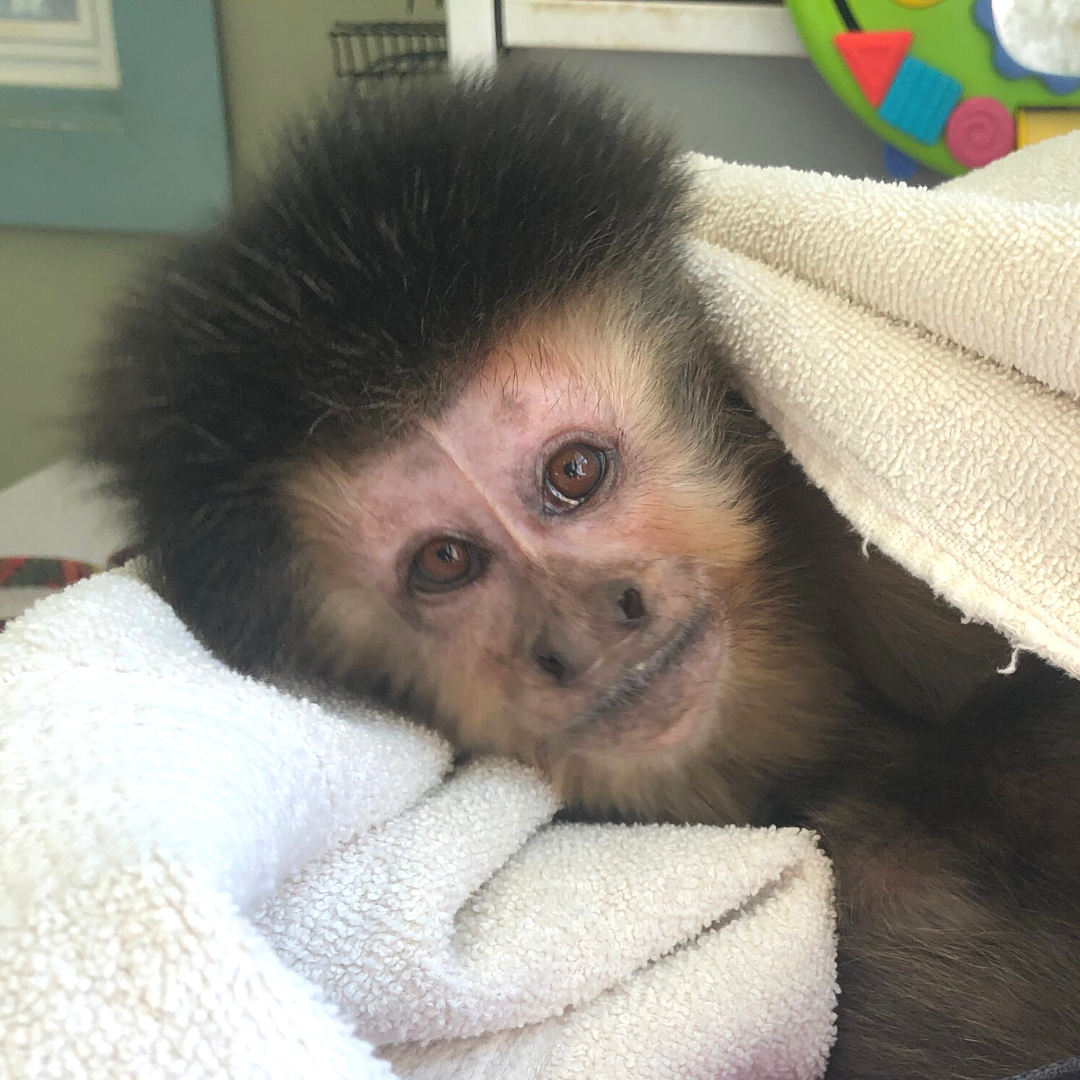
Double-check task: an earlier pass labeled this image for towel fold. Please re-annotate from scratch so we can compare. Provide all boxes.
[0,566,837,1079]
[686,132,1080,680]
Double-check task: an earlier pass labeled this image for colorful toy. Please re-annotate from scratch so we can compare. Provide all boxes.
[787,0,1080,175]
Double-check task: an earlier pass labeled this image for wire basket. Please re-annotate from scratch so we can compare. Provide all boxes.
[330,21,448,81]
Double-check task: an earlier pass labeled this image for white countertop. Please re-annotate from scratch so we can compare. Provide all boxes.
[0,461,130,566]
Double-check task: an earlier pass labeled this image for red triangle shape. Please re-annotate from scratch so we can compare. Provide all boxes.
[834,31,914,107]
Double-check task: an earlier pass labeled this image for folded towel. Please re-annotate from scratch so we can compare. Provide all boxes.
[0,565,837,1079]
[686,131,1080,680]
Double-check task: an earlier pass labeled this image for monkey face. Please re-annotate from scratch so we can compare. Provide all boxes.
[85,69,852,823]
[303,363,731,754]
[286,310,841,822]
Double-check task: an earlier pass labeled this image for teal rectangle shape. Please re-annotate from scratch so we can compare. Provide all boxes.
[878,56,962,146]
[0,0,230,232]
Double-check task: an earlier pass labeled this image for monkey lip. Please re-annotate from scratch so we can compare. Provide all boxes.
[566,607,722,755]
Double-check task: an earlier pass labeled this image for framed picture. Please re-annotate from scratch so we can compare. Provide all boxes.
[0,0,120,90]
[0,0,229,232]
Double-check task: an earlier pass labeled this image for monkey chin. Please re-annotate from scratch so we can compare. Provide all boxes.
[564,609,728,760]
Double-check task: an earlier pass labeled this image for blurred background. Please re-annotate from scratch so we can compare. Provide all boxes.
[4,0,1076,617]
[0,0,915,496]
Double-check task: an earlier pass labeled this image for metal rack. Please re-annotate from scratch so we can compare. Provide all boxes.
[330,21,448,81]
[330,3,805,81]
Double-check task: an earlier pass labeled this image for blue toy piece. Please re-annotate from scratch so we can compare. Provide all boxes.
[878,57,963,144]
[883,142,919,179]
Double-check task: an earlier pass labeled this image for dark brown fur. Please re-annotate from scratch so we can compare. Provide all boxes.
[83,69,1080,1079]
[792,495,1080,1077]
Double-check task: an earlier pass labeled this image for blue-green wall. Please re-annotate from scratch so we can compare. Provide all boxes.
[0,1,894,492]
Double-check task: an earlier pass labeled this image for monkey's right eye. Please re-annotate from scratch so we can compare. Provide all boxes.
[543,442,608,512]
[409,537,486,593]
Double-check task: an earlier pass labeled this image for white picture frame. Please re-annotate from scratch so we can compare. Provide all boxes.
[0,0,119,89]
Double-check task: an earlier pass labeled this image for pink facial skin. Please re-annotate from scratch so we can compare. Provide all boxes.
[298,351,752,766]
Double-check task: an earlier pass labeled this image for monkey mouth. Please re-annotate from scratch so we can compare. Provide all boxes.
[566,606,721,753]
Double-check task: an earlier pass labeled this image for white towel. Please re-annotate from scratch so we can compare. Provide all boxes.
[686,131,1080,681]
[0,565,837,1079]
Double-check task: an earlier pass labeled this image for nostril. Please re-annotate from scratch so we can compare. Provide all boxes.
[617,587,647,624]
[534,650,573,686]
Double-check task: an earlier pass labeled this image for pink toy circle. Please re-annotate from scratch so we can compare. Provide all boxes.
[945,97,1015,168]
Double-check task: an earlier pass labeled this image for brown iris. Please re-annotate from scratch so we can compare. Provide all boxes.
[410,537,483,593]
[544,442,606,510]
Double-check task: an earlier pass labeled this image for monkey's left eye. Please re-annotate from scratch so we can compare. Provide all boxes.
[544,442,608,512]
[409,537,486,593]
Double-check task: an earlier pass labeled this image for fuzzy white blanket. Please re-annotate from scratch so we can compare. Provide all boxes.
[688,130,1080,681]
[0,565,836,1080]
[3,128,1078,1080]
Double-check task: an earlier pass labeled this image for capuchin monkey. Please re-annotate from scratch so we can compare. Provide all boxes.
[83,69,1080,1079]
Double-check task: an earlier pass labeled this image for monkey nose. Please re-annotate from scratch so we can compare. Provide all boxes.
[531,632,578,687]
[530,584,649,687]
[611,582,649,628]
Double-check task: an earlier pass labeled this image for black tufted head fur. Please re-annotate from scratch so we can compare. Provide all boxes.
[83,68,695,676]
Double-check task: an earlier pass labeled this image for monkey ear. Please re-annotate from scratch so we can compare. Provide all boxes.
[724,387,753,415]
[723,387,779,450]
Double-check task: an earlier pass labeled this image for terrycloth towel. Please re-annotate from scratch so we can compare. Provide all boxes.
[686,130,1080,680]
[0,565,837,1080]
